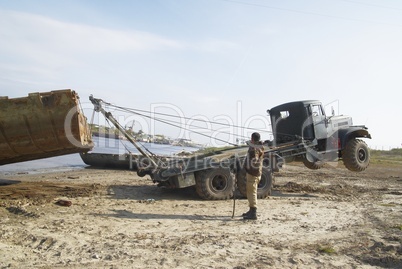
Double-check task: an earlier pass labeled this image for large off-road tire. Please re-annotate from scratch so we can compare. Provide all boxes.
[195,168,234,200]
[236,167,273,199]
[302,158,325,170]
[342,139,370,172]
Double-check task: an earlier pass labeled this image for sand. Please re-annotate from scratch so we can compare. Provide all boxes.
[0,163,401,268]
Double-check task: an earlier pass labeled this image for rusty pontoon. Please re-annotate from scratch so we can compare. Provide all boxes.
[0,90,93,165]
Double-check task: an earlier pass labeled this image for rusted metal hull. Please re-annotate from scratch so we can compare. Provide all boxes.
[0,90,93,165]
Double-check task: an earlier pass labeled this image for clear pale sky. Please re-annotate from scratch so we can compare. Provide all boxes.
[1,0,401,149]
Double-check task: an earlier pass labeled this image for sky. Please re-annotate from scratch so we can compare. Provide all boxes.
[0,0,401,149]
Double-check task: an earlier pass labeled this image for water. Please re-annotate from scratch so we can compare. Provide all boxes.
[91,137,198,156]
[0,137,199,174]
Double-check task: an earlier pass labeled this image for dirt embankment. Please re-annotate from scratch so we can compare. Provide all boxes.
[0,164,401,269]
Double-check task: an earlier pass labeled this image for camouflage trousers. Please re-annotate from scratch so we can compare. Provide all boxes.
[246,173,261,208]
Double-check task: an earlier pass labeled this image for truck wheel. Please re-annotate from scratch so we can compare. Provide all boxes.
[236,167,273,199]
[302,158,325,170]
[195,168,234,200]
[342,139,370,172]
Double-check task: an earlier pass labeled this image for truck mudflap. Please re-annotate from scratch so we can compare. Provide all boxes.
[0,90,93,165]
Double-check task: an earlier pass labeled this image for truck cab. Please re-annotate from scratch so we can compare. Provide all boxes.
[268,100,371,171]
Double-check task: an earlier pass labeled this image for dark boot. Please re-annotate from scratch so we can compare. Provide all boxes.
[242,208,251,217]
[243,207,257,220]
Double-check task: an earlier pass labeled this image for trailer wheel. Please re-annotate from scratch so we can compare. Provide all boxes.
[195,168,234,200]
[342,139,370,172]
[302,158,325,170]
[236,167,273,199]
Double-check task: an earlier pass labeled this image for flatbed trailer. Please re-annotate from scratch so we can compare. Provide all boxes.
[88,95,281,200]
[139,138,310,200]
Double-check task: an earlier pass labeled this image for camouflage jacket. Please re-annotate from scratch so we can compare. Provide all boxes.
[244,142,264,177]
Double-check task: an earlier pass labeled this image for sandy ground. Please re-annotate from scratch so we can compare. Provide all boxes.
[0,162,401,269]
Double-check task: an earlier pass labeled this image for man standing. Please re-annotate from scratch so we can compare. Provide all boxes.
[243,132,264,220]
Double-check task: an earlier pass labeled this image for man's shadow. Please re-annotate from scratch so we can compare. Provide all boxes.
[0,179,21,186]
[92,209,233,221]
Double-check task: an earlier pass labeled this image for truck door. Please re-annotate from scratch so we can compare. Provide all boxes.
[310,104,327,140]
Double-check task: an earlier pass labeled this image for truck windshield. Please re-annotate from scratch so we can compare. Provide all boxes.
[311,104,324,117]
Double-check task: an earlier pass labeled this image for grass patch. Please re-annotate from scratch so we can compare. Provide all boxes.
[193,145,246,158]
[318,246,336,254]
[393,225,402,231]
[379,203,397,207]
[370,148,402,166]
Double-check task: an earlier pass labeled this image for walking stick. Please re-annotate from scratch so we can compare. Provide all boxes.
[232,192,236,218]
[232,171,237,218]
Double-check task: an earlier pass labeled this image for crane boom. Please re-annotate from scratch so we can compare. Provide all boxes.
[89,95,158,167]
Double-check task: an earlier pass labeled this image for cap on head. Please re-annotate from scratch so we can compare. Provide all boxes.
[251,132,260,142]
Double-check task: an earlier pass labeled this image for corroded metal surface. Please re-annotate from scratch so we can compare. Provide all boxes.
[0,89,93,165]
